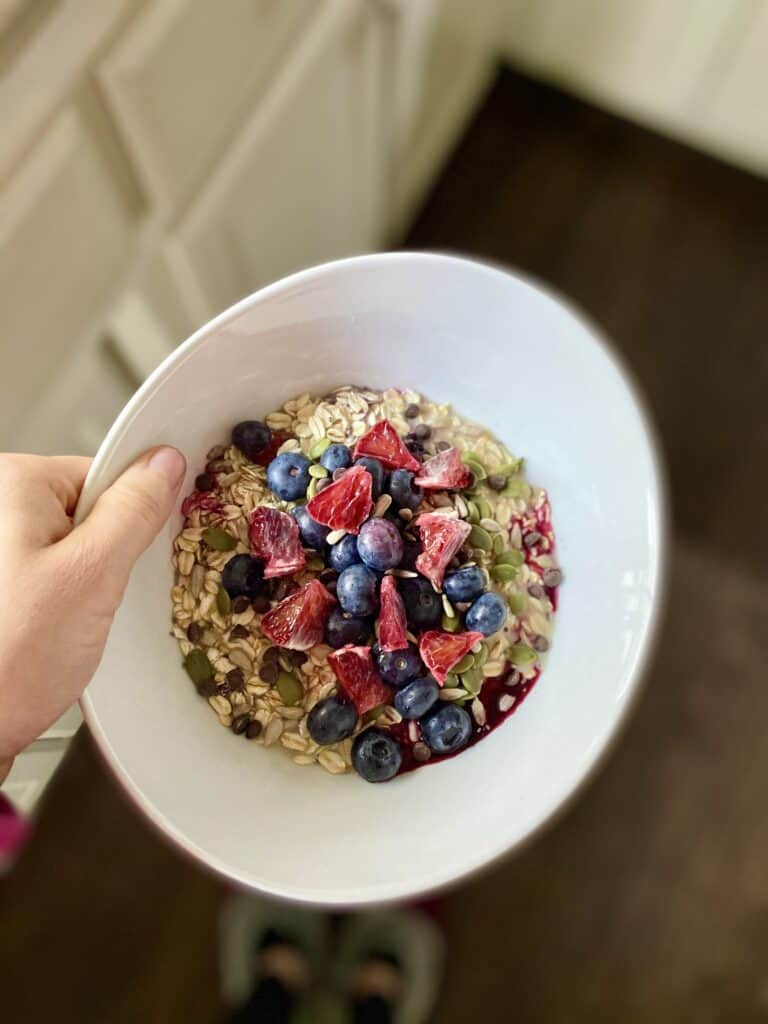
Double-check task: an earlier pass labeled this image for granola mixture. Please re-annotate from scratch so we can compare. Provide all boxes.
[170,386,562,781]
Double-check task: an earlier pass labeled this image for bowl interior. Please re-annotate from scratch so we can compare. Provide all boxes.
[78,253,664,905]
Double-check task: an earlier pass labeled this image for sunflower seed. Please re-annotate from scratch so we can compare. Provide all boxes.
[263,717,284,746]
[471,698,487,726]
[498,694,516,713]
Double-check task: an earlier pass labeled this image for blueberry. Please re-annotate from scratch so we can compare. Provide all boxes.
[325,607,372,648]
[307,696,357,746]
[221,554,264,599]
[387,469,423,510]
[327,533,362,573]
[354,457,386,499]
[465,591,508,636]
[266,452,311,501]
[443,566,486,604]
[400,577,442,631]
[420,703,473,754]
[373,644,423,686]
[337,564,379,617]
[356,518,403,572]
[394,676,439,719]
[292,504,330,550]
[352,728,402,783]
[320,443,352,473]
[231,420,271,461]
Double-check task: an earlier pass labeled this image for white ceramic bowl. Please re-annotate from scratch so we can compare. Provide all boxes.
[76,252,666,906]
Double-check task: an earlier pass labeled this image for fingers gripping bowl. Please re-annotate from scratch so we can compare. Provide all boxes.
[76,253,666,904]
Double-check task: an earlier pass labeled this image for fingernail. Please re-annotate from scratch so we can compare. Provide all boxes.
[148,446,186,487]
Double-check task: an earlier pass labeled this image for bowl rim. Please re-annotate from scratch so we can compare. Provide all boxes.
[78,250,669,906]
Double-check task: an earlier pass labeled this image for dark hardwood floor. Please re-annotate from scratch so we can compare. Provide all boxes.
[2,68,767,1022]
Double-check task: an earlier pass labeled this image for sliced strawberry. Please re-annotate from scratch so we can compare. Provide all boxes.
[414,513,472,590]
[353,419,421,472]
[327,645,392,714]
[413,448,470,490]
[181,491,223,517]
[249,507,306,579]
[306,464,373,534]
[250,429,292,468]
[378,575,409,652]
[261,579,335,650]
[419,629,485,685]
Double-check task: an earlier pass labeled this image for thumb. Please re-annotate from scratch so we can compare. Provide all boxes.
[70,445,186,590]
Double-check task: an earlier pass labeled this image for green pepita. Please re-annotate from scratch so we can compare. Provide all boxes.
[474,643,489,668]
[492,532,506,556]
[496,459,523,475]
[445,672,461,689]
[454,653,475,674]
[507,592,526,615]
[276,671,304,706]
[309,437,331,459]
[468,525,493,551]
[308,464,328,479]
[442,614,461,633]
[501,478,526,498]
[202,526,236,551]
[216,586,231,616]
[509,643,537,666]
[475,497,493,520]
[463,457,486,481]
[491,564,519,583]
[466,500,480,524]
[306,555,325,572]
[183,648,214,684]
[307,476,319,499]
[497,548,525,567]
[461,665,484,695]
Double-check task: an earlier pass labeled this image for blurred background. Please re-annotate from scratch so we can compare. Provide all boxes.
[1,1,767,1021]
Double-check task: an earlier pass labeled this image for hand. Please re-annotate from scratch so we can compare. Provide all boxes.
[0,447,186,783]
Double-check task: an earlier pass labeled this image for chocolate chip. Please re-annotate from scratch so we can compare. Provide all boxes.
[195,677,217,698]
[532,635,550,653]
[231,715,250,735]
[405,403,420,419]
[231,596,250,614]
[259,661,279,684]
[527,583,545,599]
[226,667,245,690]
[252,595,271,613]
[332,467,347,482]
[288,650,308,668]
[413,742,431,762]
[542,568,563,588]
[523,530,542,548]
[505,669,522,688]
[262,646,280,664]
[405,440,425,457]
[229,625,249,640]
[195,472,216,492]
[487,474,507,492]
[245,721,263,740]
[436,441,451,452]
[187,621,204,644]
[412,423,431,441]
[316,477,332,492]
[319,569,337,584]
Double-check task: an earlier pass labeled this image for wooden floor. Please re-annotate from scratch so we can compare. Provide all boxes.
[2,68,768,1022]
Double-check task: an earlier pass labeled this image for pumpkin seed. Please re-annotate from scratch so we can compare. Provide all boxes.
[308,464,328,479]
[307,476,319,499]
[454,653,475,674]
[466,500,480,524]
[309,437,331,458]
[509,643,537,666]
[468,525,493,551]
[507,592,526,615]
[306,555,325,572]
[183,648,214,685]
[276,671,304,706]
[491,564,519,583]
[496,459,523,475]
[463,456,486,481]
[445,672,461,689]
[216,586,231,616]
[461,665,484,695]
[501,478,526,498]
[497,548,525,567]
[442,614,461,633]
[474,643,489,668]
[475,498,493,520]
[202,526,236,551]
[492,532,506,556]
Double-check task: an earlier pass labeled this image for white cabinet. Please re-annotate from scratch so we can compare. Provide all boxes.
[98,0,318,213]
[170,0,384,315]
